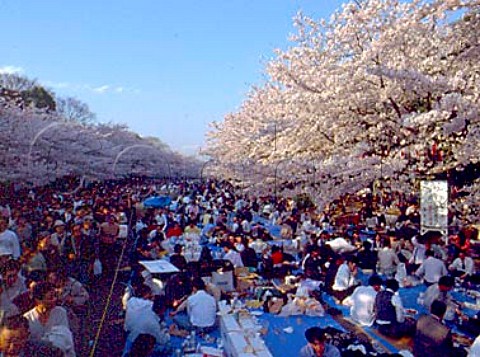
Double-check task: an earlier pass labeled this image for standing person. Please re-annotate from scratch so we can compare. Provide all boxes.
[0,259,27,318]
[23,282,72,349]
[414,300,464,357]
[63,224,99,285]
[343,275,383,327]
[409,235,427,274]
[49,220,68,253]
[98,214,120,278]
[0,215,21,259]
[15,216,34,251]
[299,327,341,357]
[0,315,30,357]
[331,256,359,303]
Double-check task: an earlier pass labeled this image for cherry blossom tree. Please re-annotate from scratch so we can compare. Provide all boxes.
[0,87,201,186]
[205,0,480,214]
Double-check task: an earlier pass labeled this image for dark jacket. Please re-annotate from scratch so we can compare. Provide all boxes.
[375,290,396,324]
[414,314,453,357]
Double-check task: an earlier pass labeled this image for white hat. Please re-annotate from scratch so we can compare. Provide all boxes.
[53,220,65,228]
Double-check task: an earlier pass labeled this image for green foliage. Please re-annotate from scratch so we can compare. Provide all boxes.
[21,86,56,111]
[293,193,315,210]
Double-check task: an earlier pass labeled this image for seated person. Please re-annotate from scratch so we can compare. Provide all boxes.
[302,246,323,281]
[377,239,400,277]
[124,284,170,350]
[448,251,478,284]
[299,326,341,357]
[170,278,217,334]
[423,275,457,320]
[126,333,156,357]
[415,250,447,286]
[221,242,244,268]
[374,279,415,337]
[270,245,290,278]
[331,256,360,303]
[170,244,187,271]
[164,273,192,309]
[343,275,382,327]
[240,239,258,270]
[198,246,215,276]
[356,241,377,271]
[414,300,466,357]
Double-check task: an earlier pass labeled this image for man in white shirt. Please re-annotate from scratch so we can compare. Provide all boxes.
[170,278,217,333]
[449,251,475,279]
[0,216,20,259]
[343,275,383,327]
[377,240,400,277]
[221,242,244,268]
[409,236,426,273]
[332,256,360,303]
[422,275,456,316]
[415,250,447,286]
[124,284,170,346]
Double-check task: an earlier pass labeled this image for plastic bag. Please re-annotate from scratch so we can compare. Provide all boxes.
[305,298,325,317]
[279,297,304,316]
[93,259,102,276]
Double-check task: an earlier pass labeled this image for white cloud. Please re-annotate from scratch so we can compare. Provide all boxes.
[92,85,110,93]
[44,80,139,95]
[43,81,72,89]
[0,65,24,75]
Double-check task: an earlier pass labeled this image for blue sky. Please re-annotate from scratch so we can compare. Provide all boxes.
[0,0,345,155]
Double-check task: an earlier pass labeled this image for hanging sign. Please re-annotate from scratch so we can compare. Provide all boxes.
[420,180,448,235]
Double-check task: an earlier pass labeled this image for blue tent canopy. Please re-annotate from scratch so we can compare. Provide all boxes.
[143,196,172,208]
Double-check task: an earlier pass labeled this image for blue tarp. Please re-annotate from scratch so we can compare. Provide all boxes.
[143,196,172,208]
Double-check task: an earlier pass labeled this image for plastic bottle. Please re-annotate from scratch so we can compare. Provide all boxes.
[190,331,197,349]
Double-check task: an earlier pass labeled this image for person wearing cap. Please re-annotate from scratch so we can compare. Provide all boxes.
[299,326,341,357]
[0,215,20,259]
[343,275,383,327]
[49,220,68,253]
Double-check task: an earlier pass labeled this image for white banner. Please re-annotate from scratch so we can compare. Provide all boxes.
[420,180,448,235]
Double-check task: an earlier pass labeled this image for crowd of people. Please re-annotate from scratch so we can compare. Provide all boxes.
[0,177,479,356]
